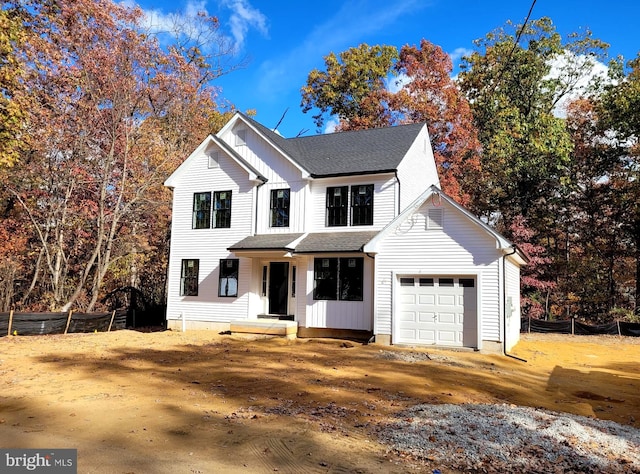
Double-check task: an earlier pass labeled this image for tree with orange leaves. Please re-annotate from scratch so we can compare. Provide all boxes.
[300,40,481,205]
[1,0,237,311]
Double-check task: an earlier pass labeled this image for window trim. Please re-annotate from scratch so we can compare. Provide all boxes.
[192,192,211,229]
[313,257,363,301]
[326,186,348,227]
[180,259,199,296]
[351,184,374,226]
[218,259,239,297]
[213,190,232,228]
[270,188,290,227]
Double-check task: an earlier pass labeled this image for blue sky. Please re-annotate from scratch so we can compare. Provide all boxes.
[133,0,640,138]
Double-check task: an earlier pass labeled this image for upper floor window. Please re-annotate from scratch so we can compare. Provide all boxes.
[192,191,232,229]
[270,188,290,227]
[214,191,232,228]
[351,184,374,226]
[180,259,199,296]
[326,186,348,227]
[219,259,239,297]
[193,192,211,229]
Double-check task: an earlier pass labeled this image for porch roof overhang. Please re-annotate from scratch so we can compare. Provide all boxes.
[293,231,379,253]
[228,231,380,256]
[228,233,304,258]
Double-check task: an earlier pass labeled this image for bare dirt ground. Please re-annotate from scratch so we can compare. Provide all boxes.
[0,330,638,473]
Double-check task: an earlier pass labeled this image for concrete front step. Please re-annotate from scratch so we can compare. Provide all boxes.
[230,319,297,339]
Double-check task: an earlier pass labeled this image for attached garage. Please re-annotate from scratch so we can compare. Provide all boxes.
[395,275,478,348]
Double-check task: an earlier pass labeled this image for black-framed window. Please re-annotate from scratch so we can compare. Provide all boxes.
[213,190,232,228]
[351,184,374,226]
[270,188,290,227]
[291,265,297,298]
[180,259,199,296]
[326,186,348,227]
[261,266,268,296]
[192,192,211,229]
[219,259,239,297]
[313,257,363,301]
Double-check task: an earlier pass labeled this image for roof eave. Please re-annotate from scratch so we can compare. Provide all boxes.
[310,169,397,179]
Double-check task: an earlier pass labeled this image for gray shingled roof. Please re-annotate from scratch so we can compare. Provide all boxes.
[228,231,379,253]
[228,233,304,251]
[242,113,425,177]
[294,231,379,253]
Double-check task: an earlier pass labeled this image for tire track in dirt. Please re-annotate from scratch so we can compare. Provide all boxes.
[247,436,322,473]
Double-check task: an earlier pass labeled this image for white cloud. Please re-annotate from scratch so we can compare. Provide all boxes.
[218,0,268,51]
[323,117,340,134]
[546,51,611,118]
[134,1,267,54]
[386,72,411,93]
[255,0,425,99]
[449,47,472,64]
[137,1,208,36]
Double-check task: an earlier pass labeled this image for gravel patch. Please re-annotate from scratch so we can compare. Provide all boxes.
[378,403,640,473]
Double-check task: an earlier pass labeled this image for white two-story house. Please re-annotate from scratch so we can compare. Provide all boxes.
[164,112,527,353]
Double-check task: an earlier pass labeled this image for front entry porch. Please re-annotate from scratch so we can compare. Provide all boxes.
[229,318,297,340]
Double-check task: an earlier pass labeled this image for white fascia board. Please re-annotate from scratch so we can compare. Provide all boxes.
[364,185,521,260]
[164,134,215,188]
[163,134,265,188]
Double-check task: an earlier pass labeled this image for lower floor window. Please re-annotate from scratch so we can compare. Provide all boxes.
[313,257,363,301]
[180,259,199,296]
[219,259,239,297]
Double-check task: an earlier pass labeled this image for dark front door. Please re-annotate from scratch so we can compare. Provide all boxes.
[268,262,289,315]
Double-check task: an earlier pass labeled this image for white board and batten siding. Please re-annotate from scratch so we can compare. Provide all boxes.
[373,198,504,348]
[303,254,375,331]
[222,123,311,235]
[165,144,255,325]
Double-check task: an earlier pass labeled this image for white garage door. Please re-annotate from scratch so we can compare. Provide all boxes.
[396,276,477,347]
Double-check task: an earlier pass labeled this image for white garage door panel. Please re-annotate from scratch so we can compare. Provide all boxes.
[399,311,416,322]
[438,294,456,305]
[418,329,436,340]
[418,312,434,322]
[400,294,416,304]
[396,276,477,347]
[419,294,435,305]
[438,312,456,323]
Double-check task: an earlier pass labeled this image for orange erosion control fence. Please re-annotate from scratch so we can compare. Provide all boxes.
[0,309,127,336]
[521,317,640,337]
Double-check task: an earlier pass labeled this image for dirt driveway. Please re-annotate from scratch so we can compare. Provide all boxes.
[0,330,638,473]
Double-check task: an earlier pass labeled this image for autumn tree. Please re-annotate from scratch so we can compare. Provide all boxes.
[457,17,609,319]
[301,44,398,131]
[2,0,237,311]
[300,40,481,204]
[597,55,640,316]
[457,17,607,227]
[0,3,28,167]
[390,40,481,206]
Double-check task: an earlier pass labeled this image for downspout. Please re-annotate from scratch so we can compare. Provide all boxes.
[254,180,266,235]
[503,246,527,362]
[394,170,401,216]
